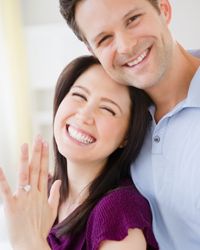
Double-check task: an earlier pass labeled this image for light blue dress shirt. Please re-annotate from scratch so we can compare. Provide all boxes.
[131,66,200,250]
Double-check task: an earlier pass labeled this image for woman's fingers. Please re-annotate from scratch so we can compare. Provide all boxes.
[48,180,61,217]
[29,136,43,188]
[18,143,29,189]
[18,136,49,194]
[0,167,12,203]
[38,141,49,194]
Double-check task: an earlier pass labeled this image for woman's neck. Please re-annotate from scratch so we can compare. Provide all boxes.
[67,160,105,195]
[58,160,105,222]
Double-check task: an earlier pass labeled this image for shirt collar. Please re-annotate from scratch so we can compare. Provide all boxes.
[184,66,200,108]
[148,66,200,119]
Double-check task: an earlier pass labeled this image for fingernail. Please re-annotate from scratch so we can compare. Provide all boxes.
[55,179,61,186]
[21,143,28,154]
[42,139,48,147]
[35,134,43,145]
[58,180,62,190]
[42,141,49,152]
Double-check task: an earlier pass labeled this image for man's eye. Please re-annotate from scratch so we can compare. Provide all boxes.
[101,107,116,116]
[72,93,87,101]
[98,35,112,46]
[127,14,141,25]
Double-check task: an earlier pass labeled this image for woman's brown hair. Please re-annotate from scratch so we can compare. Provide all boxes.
[49,55,151,237]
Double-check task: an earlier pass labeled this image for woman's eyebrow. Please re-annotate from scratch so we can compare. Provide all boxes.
[101,97,122,113]
[72,85,122,113]
[71,85,90,94]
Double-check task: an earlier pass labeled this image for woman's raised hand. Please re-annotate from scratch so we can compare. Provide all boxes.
[0,136,61,250]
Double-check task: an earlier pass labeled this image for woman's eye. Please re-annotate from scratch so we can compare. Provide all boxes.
[101,107,116,116]
[72,93,87,101]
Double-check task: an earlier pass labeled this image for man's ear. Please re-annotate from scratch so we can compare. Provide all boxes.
[85,41,94,55]
[159,0,172,24]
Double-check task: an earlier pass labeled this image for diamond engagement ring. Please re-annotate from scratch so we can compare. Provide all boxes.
[19,184,31,192]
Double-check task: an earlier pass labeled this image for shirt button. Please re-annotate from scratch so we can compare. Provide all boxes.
[154,135,160,143]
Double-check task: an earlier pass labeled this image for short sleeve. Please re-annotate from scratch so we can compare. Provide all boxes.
[86,185,158,250]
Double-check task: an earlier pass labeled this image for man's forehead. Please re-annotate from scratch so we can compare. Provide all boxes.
[76,0,143,41]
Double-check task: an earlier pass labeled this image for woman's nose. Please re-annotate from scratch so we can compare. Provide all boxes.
[76,105,95,125]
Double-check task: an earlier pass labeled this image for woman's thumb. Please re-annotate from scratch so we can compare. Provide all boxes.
[48,180,61,215]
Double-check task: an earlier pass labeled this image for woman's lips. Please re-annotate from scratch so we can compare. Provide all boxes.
[66,125,96,145]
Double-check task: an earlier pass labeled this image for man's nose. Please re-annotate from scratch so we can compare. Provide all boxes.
[115,33,137,55]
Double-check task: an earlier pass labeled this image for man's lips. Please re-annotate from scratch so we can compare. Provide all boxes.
[122,47,151,68]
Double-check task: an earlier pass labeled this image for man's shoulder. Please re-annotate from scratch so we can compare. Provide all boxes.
[188,49,200,58]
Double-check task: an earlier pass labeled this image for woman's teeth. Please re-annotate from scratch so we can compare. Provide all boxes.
[68,126,95,144]
[127,49,148,67]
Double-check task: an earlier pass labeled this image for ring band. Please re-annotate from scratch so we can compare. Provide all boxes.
[19,184,31,192]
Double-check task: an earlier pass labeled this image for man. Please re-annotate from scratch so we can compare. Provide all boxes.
[59,0,200,249]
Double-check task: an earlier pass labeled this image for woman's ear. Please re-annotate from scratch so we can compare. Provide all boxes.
[119,138,128,149]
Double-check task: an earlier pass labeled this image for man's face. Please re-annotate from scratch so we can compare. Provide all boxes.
[76,0,174,90]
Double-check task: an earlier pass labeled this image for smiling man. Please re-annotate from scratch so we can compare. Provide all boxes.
[59,0,200,249]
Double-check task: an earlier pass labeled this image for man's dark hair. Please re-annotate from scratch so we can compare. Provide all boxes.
[59,0,84,41]
[49,55,151,236]
[59,0,160,42]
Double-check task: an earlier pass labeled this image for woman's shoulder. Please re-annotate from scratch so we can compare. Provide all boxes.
[92,179,151,215]
[86,179,158,250]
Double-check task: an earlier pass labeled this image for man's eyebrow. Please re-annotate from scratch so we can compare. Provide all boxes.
[101,97,122,113]
[92,8,141,44]
[92,31,107,45]
[122,8,141,21]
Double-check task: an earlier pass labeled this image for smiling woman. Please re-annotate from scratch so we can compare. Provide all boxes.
[53,62,131,165]
[0,55,158,250]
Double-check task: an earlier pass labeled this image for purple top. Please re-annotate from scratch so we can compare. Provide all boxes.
[48,180,158,250]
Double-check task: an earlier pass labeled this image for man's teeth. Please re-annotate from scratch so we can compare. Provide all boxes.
[127,50,148,67]
[68,126,94,144]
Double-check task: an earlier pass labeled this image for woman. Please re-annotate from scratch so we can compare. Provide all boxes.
[0,56,158,249]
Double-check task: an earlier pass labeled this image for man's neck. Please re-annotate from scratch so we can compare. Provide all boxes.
[146,44,200,122]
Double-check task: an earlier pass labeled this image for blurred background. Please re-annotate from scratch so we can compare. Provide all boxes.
[0,0,200,191]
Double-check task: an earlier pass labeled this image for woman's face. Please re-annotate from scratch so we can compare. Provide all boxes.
[54,64,131,166]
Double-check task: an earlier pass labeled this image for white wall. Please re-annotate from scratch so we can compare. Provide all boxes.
[170,0,200,49]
